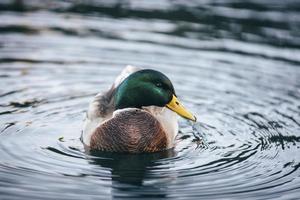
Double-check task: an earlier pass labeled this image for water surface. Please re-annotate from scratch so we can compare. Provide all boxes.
[0,0,300,199]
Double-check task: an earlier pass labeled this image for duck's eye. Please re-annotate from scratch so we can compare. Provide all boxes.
[156,83,162,87]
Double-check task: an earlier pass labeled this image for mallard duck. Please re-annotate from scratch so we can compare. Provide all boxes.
[83,65,196,153]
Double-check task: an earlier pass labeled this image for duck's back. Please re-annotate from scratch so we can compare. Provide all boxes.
[90,108,169,153]
[82,65,141,146]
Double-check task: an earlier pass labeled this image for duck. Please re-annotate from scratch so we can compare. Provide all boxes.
[82,65,196,153]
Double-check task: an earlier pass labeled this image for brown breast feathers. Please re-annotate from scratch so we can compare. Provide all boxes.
[90,109,168,153]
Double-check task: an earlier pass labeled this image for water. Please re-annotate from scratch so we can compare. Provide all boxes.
[0,0,300,199]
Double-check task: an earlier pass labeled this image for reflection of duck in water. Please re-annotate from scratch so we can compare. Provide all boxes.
[83,66,196,153]
[89,149,176,186]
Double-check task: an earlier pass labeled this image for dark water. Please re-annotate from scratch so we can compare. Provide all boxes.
[1,0,300,199]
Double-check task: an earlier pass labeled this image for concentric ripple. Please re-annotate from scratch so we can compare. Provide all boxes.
[0,0,300,199]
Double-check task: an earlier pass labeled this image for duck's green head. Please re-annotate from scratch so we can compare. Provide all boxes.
[114,69,196,121]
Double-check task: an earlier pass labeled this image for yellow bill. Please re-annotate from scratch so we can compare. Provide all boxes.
[166,95,196,122]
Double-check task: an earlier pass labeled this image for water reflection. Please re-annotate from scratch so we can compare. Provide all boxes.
[89,150,176,186]
[89,150,176,199]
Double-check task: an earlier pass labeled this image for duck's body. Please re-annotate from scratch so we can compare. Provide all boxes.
[83,66,195,153]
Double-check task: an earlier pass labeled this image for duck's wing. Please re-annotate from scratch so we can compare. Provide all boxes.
[83,65,142,145]
[113,65,141,88]
[87,65,141,119]
[85,65,141,123]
